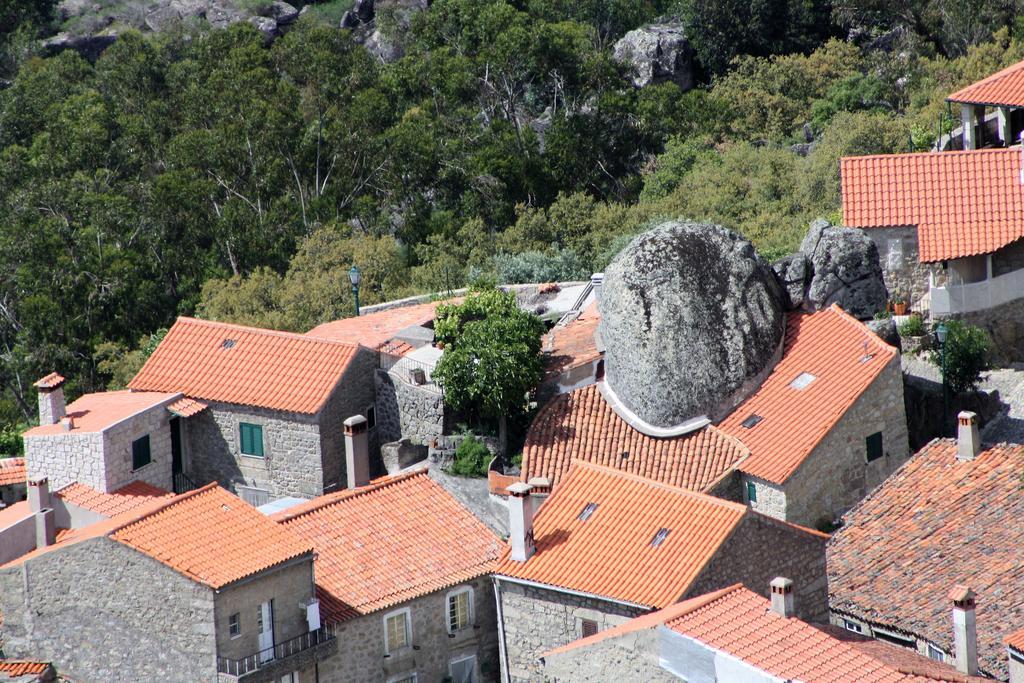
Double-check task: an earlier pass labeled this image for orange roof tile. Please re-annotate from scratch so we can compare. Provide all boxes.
[128,317,364,414]
[0,458,25,487]
[829,439,1024,679]
[55,481,173,517]
[276,470,501,623]
[167,397,208,417]
[22,390,179,437]
[0,660,52,677]
[543,302,602,379]
[948,59,1024,107]
[718,306,895,484]
[841,148,1024,262]
[822,626,990,683]
[33,373,64,390]
[1007,629,1024,652]
[522,383,748,490]
[0,500,31,528]
[495,462,751,608]
[306,299,458,350]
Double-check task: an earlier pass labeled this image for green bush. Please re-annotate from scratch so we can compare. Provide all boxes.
[492,247,590,285]
[897,314,925,337]
[0,424,25,457]
[930,320,992,394]
[449,436,492,478]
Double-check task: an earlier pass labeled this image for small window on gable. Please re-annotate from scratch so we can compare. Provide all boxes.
[842,618,862,634]
[865,431,883,462]
[229,612,241,639]
[650,527,671,547]
[132,435,151,471]
[578,502,598,521]
[741,414,763,429]
[790,372,817,390]
[240,422,264,457]
[366,405,376,429]
[746,481,758,503]
[222,339,237,349]
[927,643,945,662]
[580,619,598,638]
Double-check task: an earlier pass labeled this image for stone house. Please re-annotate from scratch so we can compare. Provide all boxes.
[127,317,379,502]
[492,461,830,682]
[828,414,1024,679]
[273,463,503,683]
[0,483,334,682]
[0,661,57,682]
[540,582,988,682]
[0,457,26,506]
[948,60,1024,152]
[1008,631,1024,683]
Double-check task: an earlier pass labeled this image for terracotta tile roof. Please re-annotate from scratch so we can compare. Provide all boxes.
[21,390,180,437]
[0,501,31,528]
[841,148,1024,262]
[829,439,1024,679]
[55,481,173,517]
[521,383,748,491]
[129,317,364,414]
[543,302,602,379]
[306,299,458,350]
[276,470,501,623]
[0,660,52,677]
[0,458,25,487]
[33,373,64,390]
[948,59,1024,107]
[718,306,896,484]
[167,397,208,417]
[495,462,752,608]
[1007,628,1024,652]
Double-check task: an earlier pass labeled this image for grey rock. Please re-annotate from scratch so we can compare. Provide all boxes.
[866,318,901,352]
[772,253,810,310]
[249,15,279,40]
[364,28,404,63]
[354,0,375,23]
[599,221,785,428]
[145,6,183,32]
[42,31,118,60]
[340,10,360,28]
[271,1,299,24]
[800,219,888,319]
[612,22,694,90]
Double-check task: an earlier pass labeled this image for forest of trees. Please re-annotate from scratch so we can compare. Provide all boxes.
[0,0,1023,437]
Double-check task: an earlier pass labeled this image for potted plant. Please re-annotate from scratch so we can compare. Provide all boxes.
[891,295,907,316]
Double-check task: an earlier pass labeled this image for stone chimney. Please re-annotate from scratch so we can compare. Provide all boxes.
[507,482,537,562]
[34,373,66,425]
[769,577,795,618]
[35,507,55,548]
[591,273,604,302]
[957,411,980,461]
[28,478,50,513]
[344,415,370,489]
[950,585,979,676]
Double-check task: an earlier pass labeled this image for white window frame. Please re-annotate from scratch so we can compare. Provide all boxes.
[229,612,241,639]
[927,643,945,662]
[383,607,412,654]
[448,654,478,683]
[842,618,863,634]
[386,673,417,683]
[446,587,474,634]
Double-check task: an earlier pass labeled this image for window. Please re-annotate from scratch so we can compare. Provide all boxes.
[577,502,598,521]
[746,481,757,503]
[873,628,915,650]
[650,528,671,547]
[384,609,411,653]
[927,644,945,662]
[240,422,264,457]
[865,431,884,462]
[366,405,376,429]
[131,435,151,470]
[741,414,763,429]
[447,588,473,633]
[449,655,477,683]
[580,619,598,638]
[842,618,863,634]
[229,612,241,639]
[790,372,817,390]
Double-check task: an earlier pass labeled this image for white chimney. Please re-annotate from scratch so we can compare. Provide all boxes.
[770,577,795,618]
[950,585,979,676]
[35,373,66,425]
[28,478,50,513]
[344,415,370,488]
[507,482,537,562]
[591,273,604,302]
[957,411,980,461]
[35,507,55,548]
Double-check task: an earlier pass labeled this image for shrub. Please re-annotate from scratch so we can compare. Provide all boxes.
[492,247,590,285]
[0,424,24,457]
[449,436,492,478]
[930,320,992,394]
[897,314,925,337]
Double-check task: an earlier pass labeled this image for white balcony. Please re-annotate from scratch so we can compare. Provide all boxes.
[930,259,1024,315]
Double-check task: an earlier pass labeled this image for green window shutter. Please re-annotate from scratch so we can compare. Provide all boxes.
[240,423,251,454]
[240,423,264,457]
[252,424,264,457]
[746,481,757,503]
[866,432,884,462]
[132,435,151,470]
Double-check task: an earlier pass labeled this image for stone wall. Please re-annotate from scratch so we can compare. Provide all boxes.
[865,226,943,309]
[24,432,104,491]
[317,576,499,683]
[685,512,829,623]
[956,295,1024,365]
[375,369,447,447]
[992,238,1024,277]
[494,579,644,682]
[102,401,175,492]
[742,474,787,521]
[540,626,676,682]
[780,356,910,528]
[0,536,217,681]
[318,347,381,489]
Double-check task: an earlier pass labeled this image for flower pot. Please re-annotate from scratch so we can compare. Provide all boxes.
[893,303,907,315]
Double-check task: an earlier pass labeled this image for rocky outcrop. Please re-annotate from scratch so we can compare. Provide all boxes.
[599,221,785,428]
[341,0,430,63]
[612,22,694,90]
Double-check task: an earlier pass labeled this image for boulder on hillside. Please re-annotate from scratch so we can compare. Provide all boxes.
[600,221,785,428]
[342,0,430,63]
[799,219,888,319]
[612,22,694,90]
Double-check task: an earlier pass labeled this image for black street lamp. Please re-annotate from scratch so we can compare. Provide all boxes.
[349,265,361,316]
[936,321,949,435]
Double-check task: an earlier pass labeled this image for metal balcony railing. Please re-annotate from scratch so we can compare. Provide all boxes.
[217,627,335,677]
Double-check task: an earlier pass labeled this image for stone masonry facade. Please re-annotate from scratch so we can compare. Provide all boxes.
[317,577,499,683]
[101,400,175,492]
[541,627,677,682]
[374,369,447,447]
[316,347,381,488]
[865,226,944,309]
[0,536,217,682]
[24,432,105,492]
[494,579,645,682]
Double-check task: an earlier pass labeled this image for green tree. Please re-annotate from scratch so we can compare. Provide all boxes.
[931,320,992,394]
[433,288,545,455]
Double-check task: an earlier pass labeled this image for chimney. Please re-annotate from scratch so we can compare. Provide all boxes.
[34,373,66,425]
[591,273,604,302]
[344,415,370,489]
[28,478,50,513]
[957,411,980,461]
[35,507,55,548]
[770,577,795,618]
[507,482,537,562]
[527,476,551,500]
[950,585,979,676]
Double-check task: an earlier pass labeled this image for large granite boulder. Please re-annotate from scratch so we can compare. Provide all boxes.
[613,22,694,90]
[800,219,888,319]
[600,221,785,428]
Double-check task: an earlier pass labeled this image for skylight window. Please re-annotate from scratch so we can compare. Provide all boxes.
[221,339,237,349]
[650,528,671,547]
[578,502,598,521]
[620,451,629,460]
[790,372,817,390]
[740,414,763,429]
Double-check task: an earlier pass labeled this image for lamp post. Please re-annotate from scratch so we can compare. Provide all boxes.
[936,322,949,436]
[349,265,361,316]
